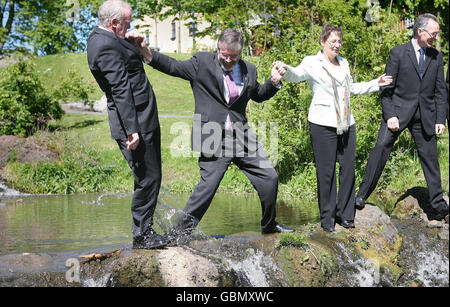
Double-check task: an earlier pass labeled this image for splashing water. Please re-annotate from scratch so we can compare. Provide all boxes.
[393,219,449,287]
[227,248,280,287]
[334,242,383,287]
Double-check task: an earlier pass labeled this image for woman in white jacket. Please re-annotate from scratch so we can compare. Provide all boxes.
[274,24,392,232]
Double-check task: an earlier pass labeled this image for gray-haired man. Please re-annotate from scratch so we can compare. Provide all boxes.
[87,0,167,249]
[356,13,448,223]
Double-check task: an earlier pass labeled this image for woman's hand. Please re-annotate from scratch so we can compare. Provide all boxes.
[272,61,287,75]
[378,73,393,86]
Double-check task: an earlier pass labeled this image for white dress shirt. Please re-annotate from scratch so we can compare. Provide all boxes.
[411,38,426,65]
[283,50,380,128]
[223,64,244,102]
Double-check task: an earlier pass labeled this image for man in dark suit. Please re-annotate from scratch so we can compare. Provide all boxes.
[127,28,294,236]
[355,13,449,222]
[87,0,167,249]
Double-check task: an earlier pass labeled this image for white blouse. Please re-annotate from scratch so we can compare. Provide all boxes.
[283,50,380,128]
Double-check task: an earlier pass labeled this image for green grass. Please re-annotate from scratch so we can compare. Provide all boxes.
[31,52,195,115]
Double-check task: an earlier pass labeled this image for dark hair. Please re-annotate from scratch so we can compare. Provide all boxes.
[319,24,343,44]
[217,29,244,52]
[413,13,439,37]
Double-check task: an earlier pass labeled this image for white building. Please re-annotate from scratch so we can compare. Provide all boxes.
[136,11,217,53]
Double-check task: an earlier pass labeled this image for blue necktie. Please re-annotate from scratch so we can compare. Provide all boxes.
[418,48,425,79]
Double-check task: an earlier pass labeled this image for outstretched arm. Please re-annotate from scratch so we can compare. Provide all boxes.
[126,29,197,81]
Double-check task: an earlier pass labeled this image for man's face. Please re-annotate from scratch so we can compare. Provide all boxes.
[113,8,131,39]
[218,45,240,71]
[417,19,440,48]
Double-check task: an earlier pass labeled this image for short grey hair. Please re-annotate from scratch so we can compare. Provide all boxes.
[217,29,244,53]
[98,0,131,27]
[413,13,439,37]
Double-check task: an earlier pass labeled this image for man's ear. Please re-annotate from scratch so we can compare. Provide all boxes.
[111,18,120,29]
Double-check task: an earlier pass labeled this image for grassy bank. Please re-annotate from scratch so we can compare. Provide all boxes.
[1,52,449,216]
[32,52,195,116]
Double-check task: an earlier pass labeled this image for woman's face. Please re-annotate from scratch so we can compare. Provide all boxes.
[321,31,342,60]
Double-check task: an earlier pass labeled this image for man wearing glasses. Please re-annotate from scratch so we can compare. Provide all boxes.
[356,13,449,223]
[127,28,295,238]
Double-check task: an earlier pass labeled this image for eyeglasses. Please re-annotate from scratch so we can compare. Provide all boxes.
[327,40,343,47]
[218,49,240,61]
[421,28,439,38]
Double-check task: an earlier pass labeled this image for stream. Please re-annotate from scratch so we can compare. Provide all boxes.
[0,183,448,287]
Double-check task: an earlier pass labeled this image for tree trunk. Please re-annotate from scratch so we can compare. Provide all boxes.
[0,0,16,53]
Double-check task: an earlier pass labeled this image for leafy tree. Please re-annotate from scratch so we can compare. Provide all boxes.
[1,0,101,55]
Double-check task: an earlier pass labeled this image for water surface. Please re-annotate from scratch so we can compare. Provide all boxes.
[0,191,318,255]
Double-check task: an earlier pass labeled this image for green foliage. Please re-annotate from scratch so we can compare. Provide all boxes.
[6,149,125,194]
[248,0,413,189]
[0,60,63,136]
[278,232,309,248]
[53,68,95,107]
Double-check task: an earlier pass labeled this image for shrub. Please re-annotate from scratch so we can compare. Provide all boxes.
[53,68,95,108]
[0,60,64,136]
[248,1,410,188]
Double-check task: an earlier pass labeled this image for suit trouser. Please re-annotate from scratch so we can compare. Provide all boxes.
[357,115,448,213]
[117,128,162,238]
[310,123,356,228]
[181,136,279,232]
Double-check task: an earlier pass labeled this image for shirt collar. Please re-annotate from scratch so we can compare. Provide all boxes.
[411,38,426,53]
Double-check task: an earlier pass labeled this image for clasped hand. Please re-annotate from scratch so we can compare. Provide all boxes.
[125,29,152,62]
[271,61,287,85]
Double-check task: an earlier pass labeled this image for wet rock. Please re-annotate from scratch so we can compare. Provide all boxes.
[80,247,237,287]
[275,205,403,287]
[0,253,56,280]
[392,194,449,239]
[157,246,220,286]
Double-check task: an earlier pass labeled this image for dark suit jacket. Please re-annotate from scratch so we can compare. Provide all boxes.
[149,51,279,154]
[87,27,159,139]
[380,41,447,136]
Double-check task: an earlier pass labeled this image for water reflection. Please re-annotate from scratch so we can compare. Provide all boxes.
[0,192,318,255]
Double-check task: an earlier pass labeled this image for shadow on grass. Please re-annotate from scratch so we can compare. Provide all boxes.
[48,119,104,132]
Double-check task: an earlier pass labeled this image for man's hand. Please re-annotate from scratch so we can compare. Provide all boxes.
[271,61,287,85]
[125,29,152,62]
[435,124,445,135]
[126,132,140,151]
[387,117,399,132]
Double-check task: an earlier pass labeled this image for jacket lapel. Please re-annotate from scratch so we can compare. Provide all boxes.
[422,48,433,78]
[406,41,420,77]
[318,51,346,85]
[214,54,227,105]
[118,36,141,54]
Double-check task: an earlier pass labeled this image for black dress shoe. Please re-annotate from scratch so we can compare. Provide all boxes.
[262,222,295,234]
[133,232,168,250]
[355,197,365,210]
[336,219,355,228]
[322,225,335,232]
[434,209,449,222]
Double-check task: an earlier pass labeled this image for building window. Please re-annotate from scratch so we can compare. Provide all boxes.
[171,22,176,41]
